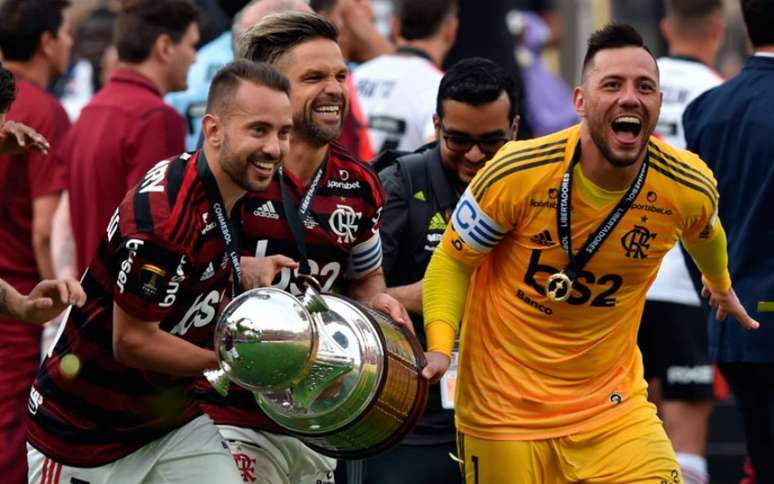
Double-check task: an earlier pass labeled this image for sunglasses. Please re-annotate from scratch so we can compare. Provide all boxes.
[440,123,511,155]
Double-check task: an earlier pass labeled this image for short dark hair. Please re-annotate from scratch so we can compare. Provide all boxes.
[206,60,290,115]
[665,0,723,37]
[0,0,71,62]
[741,0,774,47]
[394,0,457,41]
[114,0,200,64]
[581,23,655,77]
[437,57,519,124]
[239,11,338,63]
[0,64,16,114]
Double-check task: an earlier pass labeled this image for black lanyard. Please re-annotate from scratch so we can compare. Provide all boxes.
[548,144,648,301]
[196,151,242,297]
[277,154,328,275]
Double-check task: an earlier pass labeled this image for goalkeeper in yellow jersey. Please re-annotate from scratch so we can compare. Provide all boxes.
[421,23,759,484]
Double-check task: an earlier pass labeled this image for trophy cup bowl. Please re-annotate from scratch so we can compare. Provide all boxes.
[208,283,429,458]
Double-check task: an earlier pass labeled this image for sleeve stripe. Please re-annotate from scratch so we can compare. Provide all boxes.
[477,219,506,238]
[649,153,719,205]
[468,230,499,249]
[648,143,719,198]
[474,156,565,203]
[472,143,567,199]
[648,162,717,212]
[351,239,381,261]
[352,250,383,272]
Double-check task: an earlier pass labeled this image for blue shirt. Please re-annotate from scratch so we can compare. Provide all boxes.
[166,31,233,150]
[684,55,774,363]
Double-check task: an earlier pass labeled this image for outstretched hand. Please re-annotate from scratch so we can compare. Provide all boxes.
[0,121,50,156]
[18,278,86,324]
[701,277,760,330]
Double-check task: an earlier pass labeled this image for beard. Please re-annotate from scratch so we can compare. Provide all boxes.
[219,135,278,193]
[293,97,347,148]
[588,118,648,168]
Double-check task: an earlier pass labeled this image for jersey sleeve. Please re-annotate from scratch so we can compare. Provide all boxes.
[438,156,521,266]
[348,167,386,279]
[112,233,192,322]
[677,152,730,291]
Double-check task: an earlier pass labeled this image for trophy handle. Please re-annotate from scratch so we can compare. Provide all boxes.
[297,275,329,314]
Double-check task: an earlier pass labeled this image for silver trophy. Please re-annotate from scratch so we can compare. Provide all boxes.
[205,278,429,458]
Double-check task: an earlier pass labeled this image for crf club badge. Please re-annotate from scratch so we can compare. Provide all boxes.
[620,225,656,259]
[139,264,168,300]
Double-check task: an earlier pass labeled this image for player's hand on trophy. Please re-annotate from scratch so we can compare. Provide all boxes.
[15,278,86,324]
[240,255,299,289]
[422,351,451,384]
[0,120,50,155]
[701,277,760,330]
[368,293,412,331]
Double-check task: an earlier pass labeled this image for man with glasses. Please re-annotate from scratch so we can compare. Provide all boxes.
[369,57,518,484]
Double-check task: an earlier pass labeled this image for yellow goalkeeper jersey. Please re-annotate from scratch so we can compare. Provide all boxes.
[441,124,723,440]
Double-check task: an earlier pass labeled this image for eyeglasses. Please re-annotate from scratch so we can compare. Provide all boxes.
[440,123,511,155]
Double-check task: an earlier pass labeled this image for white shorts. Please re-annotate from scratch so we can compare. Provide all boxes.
[218,425,336,484]
[27,415,243,484]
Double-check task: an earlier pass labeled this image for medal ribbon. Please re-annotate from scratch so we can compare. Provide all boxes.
[196,151,242,298]
[278,154,328,275]
[556,143,649,281]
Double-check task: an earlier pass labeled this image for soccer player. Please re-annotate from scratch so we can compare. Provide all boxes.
[197,12,408,484]
[640,2,725,483]
[26,60,292,484]
[352,0,459,153]
[422,23,759,483]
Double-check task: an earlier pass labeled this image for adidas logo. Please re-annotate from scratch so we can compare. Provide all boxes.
[200,262,215,281]
[530,229,554,246]
[428,212,446,231]
[253,201,279,219]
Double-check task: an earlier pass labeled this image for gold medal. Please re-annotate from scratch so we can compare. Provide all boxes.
[546,272,573,302]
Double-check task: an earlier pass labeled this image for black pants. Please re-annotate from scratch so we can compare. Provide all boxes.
[719,363,774,484]
[336,441,462,484]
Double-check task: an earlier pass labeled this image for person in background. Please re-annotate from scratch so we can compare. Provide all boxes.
[352,0,458,154]
[639,2,726,483]
[0,2,74,482]
[62,0,199,276]
[683,0,774,481]
[167,0,312,151]
[368,57,518,484]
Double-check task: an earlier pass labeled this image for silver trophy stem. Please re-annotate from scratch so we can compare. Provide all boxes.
[204,367,231,397]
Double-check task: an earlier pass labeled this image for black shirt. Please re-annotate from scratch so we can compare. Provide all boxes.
[379,144,459,445]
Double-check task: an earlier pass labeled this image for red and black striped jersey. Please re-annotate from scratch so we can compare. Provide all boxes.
[198,142,386,430]
[27,151,235,466]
